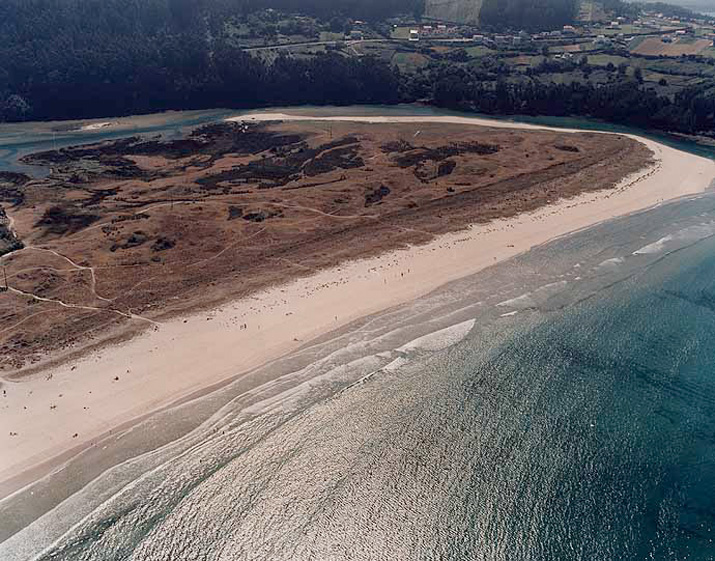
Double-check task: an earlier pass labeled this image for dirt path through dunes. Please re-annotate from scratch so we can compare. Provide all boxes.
[22,247,112,303]
[7,285,158,325]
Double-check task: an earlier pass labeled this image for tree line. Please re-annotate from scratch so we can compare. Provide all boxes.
[409,61,715,135]
[0,0,714,137]
[0,0,404,121]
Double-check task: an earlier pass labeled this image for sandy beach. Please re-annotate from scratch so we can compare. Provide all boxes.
[1,114,713,503]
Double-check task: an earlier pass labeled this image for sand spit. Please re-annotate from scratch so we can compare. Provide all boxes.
[1,114,713,502]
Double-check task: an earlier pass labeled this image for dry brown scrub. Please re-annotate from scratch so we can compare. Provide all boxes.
[0,121,652,372]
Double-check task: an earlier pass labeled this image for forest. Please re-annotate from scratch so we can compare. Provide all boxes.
[0,0,714,137]
[422,66,715,134]
[0,0,404,121]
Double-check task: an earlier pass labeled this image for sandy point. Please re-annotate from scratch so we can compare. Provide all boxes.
[1,114,714,501]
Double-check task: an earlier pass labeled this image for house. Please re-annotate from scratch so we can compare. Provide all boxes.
[409,29,419,41]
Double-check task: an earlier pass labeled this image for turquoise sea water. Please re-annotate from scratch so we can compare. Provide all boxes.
[1,108,715,560]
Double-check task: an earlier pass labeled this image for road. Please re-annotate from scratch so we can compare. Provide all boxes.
[242,38,392,52]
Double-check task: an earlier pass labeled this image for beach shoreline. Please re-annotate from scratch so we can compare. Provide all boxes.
[1,114,713,509]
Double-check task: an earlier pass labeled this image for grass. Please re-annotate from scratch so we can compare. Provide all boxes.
[551,44,584,53]
[391,26,414,40]
[466,45,495,57]
[676,35,698,45]
[391,52,429,71]
[502,55,545,67]
[319,32,344,42]
[628,35,648,49]
[587,54,630,66]
[577,0,607,23]
[644,57,715,78]
[591,24,653,37]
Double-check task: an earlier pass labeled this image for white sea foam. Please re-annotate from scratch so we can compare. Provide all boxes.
[597,257,624,269]
[633,235,673,255]
[382,356,411,372]
[498,293,535,308]
[497,281,568,309]
[634,223,715,256]
[397,319,475,353]
[79,121,117,131]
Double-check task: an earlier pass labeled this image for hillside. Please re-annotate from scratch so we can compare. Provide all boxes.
[632,0,715,17]
[424,0,580,28]
[424,0,482,23]
[480,0,579,29]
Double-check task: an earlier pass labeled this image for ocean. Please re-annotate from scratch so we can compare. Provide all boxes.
[1,108,715,560]
[2,189,715,560]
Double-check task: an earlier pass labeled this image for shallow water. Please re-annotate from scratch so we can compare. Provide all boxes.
[0,110,232,176]
[2,189,715,560]
[2,104,714,180]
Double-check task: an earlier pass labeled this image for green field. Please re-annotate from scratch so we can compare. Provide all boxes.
[319,32,344,42]
[391,51,430,71]
[577,0,608,23]
[587,54,630,66]
[593,24,639,37]
[391,26,414,40]
[551,44,585,53]
[466,45,496,57]
[502,55,545,67]
[628,35,649,49]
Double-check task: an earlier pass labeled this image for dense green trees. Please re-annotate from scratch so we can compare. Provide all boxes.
[411,61,715,135]
[0,0,403,121]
